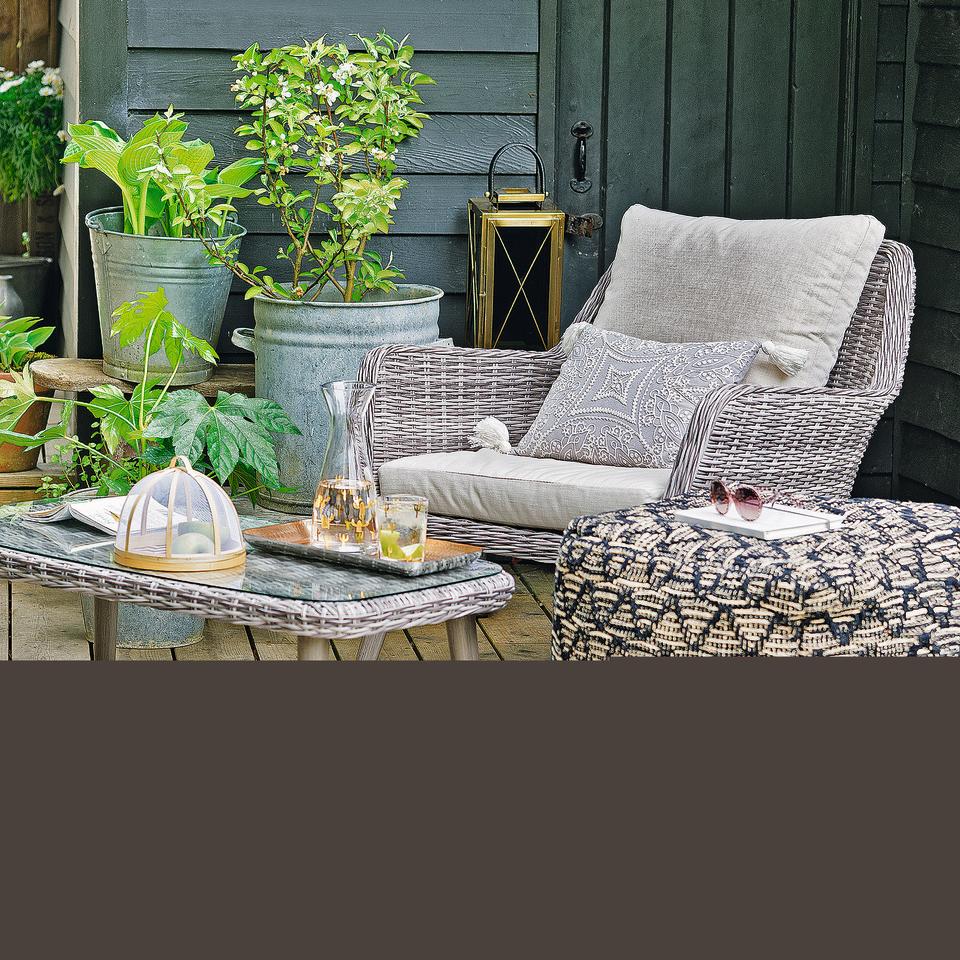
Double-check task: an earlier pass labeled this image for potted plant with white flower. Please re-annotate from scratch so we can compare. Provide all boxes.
[0,59,64,321]
[158,32,442,512]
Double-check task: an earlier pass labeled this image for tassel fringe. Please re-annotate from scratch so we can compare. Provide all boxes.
[760,340,808,376]
[471,417,514,454]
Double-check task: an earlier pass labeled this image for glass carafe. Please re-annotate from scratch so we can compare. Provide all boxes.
[312,381,378,555]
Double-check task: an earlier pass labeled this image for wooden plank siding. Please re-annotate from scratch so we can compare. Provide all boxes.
[87,2,544,359]
[895,0,960,504]
[585,1,891,495]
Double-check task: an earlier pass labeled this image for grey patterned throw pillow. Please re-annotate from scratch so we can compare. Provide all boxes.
[517,326,759,468]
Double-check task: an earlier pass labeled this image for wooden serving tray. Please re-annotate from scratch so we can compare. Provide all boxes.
[243,520,483,577]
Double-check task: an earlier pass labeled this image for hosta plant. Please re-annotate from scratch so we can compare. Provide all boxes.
[174,32,433,302]
[0,315,55,372]
[0,60,64,202]
[62,109,261,237]
[0,288,300,499]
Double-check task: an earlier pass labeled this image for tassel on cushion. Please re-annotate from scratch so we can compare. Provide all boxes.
[760,340,809,377]
[561,321,591,357]
[471,417,514,454]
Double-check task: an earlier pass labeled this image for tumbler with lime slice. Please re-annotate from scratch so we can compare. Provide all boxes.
[376,495,428,562]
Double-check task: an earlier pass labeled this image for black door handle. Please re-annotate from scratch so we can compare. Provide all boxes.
[570,121,593,193]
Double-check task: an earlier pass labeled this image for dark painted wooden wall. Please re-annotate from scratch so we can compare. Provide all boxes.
[62,0,953,503]
[896,0,960,503]
[87,0,546,361]
[552,0,898,495]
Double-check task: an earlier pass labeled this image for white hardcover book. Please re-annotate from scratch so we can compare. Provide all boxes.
[673,503,845,541]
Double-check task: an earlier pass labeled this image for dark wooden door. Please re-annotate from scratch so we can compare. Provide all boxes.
[550,0,879,325]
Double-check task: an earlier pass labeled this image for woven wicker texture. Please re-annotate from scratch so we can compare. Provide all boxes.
[552,497,960,658]
[358,241,915,563]
[0,545,514,641]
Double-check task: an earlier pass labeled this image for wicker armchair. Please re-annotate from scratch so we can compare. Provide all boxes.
[358,240,915,563]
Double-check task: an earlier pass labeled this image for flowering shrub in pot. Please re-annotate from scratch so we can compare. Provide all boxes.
[165,32,442,512]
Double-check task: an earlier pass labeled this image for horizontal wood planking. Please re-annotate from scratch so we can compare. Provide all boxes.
[127,0,539,52]
[877,3,908,61]
[129,110,537,175]
[906,306,960,376]
[875,61,905,120]
[231,174,527,236]
[861,416,895,475]
[916,6,960,66]
[911,183,960,252]
[913,64,960,126]
[231,234,466,294]
[913,242,960,313]
[899,422,960,500]
[872,121,904,181]
[913,123,960,186]
[127,49,538,114]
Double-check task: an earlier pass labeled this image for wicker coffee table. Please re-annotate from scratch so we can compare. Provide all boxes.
[0,511,513,661]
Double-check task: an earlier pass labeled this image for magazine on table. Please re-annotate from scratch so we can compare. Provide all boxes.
[24,495,178,537]
[674,503,845,541]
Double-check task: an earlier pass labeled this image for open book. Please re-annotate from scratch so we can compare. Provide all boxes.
[25,494,128,535]
[674,503,845,541]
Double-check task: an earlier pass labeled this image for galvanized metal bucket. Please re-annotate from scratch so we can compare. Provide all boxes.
[233,285,443,513]
[86,208,245,385]
[79,594,205,650]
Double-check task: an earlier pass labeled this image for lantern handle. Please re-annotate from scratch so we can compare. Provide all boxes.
[487,143,545,202]
[168,455,195,473]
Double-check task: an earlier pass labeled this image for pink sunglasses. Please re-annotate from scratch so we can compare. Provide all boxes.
[709,479,777,522]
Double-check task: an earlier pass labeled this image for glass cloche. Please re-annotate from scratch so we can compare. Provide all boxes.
[114,457,246,572]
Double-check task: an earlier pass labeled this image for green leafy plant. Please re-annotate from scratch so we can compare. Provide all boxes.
[0,288,300,498]
[61,109,261,237]
[175,33,433,303]
[0,315,55,372]
[0,61,64,202]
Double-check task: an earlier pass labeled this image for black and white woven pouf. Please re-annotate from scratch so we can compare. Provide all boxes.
[552,497,960,658]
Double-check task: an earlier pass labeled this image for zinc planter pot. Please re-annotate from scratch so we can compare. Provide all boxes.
[79,594,205,650]
[232,284,443,513]
[86,208,245,386]
[0,256,53,318]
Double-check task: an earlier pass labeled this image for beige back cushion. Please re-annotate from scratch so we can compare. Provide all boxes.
[593,205,885,387]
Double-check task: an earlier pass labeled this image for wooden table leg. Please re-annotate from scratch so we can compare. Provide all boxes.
[446,615,480,661]
[356,631,385,661]
[297,636,335,660]
[92,596,118,662]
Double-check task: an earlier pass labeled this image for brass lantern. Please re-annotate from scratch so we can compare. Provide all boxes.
[467,144,565,350]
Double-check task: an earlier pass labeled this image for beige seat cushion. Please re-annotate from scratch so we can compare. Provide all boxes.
[594,205,885,388]
[378,449,671,532]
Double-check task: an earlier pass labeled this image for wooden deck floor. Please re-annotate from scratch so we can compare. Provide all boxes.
[1,560,555,661]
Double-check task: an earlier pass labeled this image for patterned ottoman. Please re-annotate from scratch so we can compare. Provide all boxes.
[552,498,960,658]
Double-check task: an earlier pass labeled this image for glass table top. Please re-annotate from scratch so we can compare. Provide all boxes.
[0,508,502,604]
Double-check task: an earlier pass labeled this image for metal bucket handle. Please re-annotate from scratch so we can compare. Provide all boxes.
[231,327,255,352]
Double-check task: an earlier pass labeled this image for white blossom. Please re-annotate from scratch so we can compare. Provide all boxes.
[26,59,44,73]
[39,85,55,96]
[0,76,25,93]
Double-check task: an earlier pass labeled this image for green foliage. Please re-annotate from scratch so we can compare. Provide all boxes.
[0,315,55,372]
[144,390,298,490]
[62,109,260,237]
[0,61,64,202]
[0,288,300,500]
[207,32,433,303]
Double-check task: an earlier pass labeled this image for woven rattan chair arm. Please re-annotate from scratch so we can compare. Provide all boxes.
[359,342,565,471]
[666,382,894,498]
